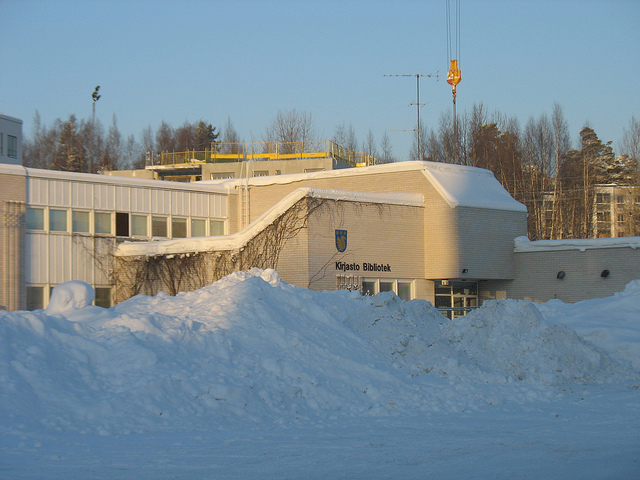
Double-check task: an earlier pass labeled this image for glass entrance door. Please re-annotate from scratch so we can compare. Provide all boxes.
[435,280,479,319]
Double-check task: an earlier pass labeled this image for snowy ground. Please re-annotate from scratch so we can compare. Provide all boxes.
[1,269,639,479]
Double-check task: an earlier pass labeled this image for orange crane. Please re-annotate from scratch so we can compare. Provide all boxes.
[446,0,461,160]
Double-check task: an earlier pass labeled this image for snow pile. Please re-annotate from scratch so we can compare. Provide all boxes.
[1,269,638,436]
[537,279,640,370]
[45,280,94,314]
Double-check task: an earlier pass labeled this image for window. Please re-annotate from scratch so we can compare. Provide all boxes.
[253,170,269,177]
[380,281,394,292]
[597,211,611,222]
[26,207,45,230]
[362,280,377,296]
[115,212,129,237]
[95,212,112,234]
[596,193,611,204]
[131,214,148,237]
[7,135,17,158]
[336,274,362,292]
[152,216,167,237]
[172,217,187,238]
[0,133,3,155]
[94,287,112,308]
[212,172,234,179]
[72,211,90,233]
[49,209,68,232]
[210,220,224,236]
[618,214,625,223]
[617,195,625,205]
[398,282,412,301]
[191,218,206,237]
[26,286,44,310]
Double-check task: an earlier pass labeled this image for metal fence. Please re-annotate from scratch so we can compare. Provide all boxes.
[158,140,378,167]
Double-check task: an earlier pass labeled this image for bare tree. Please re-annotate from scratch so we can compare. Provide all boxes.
[221,117,242,153]
[362,129,377,164]
[379,131,395,163]
[156,121,176,153]
[620,116,640,164]
[263,109,316,154]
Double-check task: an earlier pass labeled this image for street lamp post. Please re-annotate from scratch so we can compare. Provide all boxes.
[90,86,101,173]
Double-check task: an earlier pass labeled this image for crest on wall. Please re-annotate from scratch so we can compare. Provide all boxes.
[335,230,347,252]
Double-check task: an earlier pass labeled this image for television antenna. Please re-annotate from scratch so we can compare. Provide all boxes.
[384,73,438,160]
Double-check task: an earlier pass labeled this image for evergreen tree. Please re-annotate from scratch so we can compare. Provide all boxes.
[52,115,87,172]
[194,120,219,151]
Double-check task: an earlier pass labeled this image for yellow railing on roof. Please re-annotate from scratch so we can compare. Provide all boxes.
[158,140,377,167]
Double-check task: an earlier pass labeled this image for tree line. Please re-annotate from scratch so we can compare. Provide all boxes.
[413,103,639,239]
[22,105,639,239]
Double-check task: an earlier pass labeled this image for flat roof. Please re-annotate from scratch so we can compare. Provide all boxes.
[0,164,228,194]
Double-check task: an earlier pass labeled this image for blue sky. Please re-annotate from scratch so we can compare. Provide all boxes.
[2,0,639,161]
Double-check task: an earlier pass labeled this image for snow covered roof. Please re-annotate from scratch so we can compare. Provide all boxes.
[200,161,527,212]
[116,187,424,257]
[420,162,527,212]
[515,235,640,253]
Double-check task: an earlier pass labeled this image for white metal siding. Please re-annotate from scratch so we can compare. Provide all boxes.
[25,233,47,283]
[191,192,209,217]
[94,183,115,210]
[171,190,189,216]
[27,177,47,204]
[49,234,71,284]
[49,180,71,207]
[71,236,93,283]
[150,188,171,214]
[210,194,225,218]
[71,182,92,208]
[115,185,130,211]
[131,187,151,213]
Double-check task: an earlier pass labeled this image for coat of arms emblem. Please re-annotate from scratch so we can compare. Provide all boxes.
[335,230,347,252]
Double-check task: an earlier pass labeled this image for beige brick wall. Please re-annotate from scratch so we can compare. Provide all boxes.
[456,207,527,280]
[482,247,640,303]
[242,168,527,283]
[303,199,425,293]
[0,170,26,310]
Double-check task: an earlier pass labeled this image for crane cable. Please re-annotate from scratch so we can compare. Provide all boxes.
[446,0,461,99]
[446,0,461,160]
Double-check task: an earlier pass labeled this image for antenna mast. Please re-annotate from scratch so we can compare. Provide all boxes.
[384,72,438,160]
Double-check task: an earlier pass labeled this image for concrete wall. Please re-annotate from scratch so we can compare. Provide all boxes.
[0,115,23,166]
[202,157,337,180]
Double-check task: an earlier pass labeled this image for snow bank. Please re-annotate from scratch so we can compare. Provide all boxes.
[1,269,638,435]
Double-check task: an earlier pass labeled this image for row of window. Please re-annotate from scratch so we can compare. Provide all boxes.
[0,133,18,158]
[596,193,640,205]
[335,274,413,301]
[26,285,112,311]
[26,207,225,238]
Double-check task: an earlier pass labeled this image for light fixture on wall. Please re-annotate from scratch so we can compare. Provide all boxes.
[557,271,565,279]
[461,268,468,274]
[601,269,610,278]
